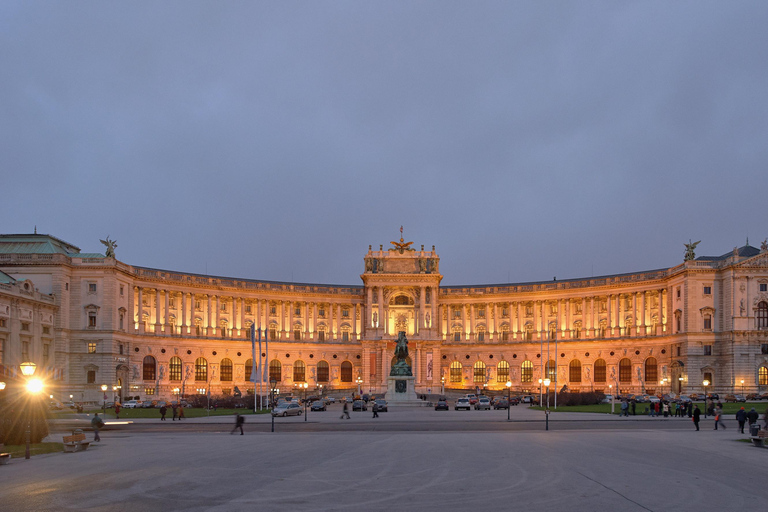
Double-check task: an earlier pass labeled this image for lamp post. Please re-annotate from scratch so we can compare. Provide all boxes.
[441,376,445,396]
[270,378,277,433]
[740,379,744,395]
[702,379,709,418]
[678,376,684,395]
[356,376,363,397]
[506,381,512,421]
[21,362,42,459]
[302,382,308,421]
[609,384,614,414]
[543,378,551,431]
[101,384,108,414]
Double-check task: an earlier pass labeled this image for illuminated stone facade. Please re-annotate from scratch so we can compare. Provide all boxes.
[2,233,768,402]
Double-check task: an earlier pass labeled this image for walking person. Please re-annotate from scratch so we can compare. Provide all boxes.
[114,403,120,420]
[620,400,628,417]
[746,407,759,429]
[172,404,178,421]
[91,413,104,442]
[372,401,379,418]
[736,407,747,434]
[340,400,350,419]
[714,404,726,430]
[693,405,701,431]
[231,413,245,435]
[631,399,636,416]
[159,405,167,421]
[178,405,185,420]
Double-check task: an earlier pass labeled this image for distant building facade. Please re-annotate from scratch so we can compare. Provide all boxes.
[1,233,768,403]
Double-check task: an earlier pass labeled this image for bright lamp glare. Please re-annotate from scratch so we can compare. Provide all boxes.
[26,379,44,394]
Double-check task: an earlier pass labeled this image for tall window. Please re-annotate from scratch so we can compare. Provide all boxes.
[293,360,306,382]
[473,361,486,384]
[501,326,509,341]
[454,329,462,342]
[87,370,96,383]
[569,360,581,382]
[220,358,233,382]
[294,326,301,341]
[477,328,485,342]
[340,361,353,382]
[317,361,329,382]
[594,359,606,383]
[143,355,156,380]
[521,360,533,383]
[645,357,658,383]
[450,361,462,383]
[269,360,281,382]
[195,357,208,382]
[496,360,510,382]
[619,358,632,383]
[757,302,768,329]
[245,359,253,381]
[88,342,97,354]
[318,328,326,341]
[545,360,556,381]
[169,357,182,381]
[759,366,768,386]
[269,326,277,340]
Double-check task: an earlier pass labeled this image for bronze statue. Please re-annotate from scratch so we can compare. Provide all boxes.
[100,236,118,258]
[684,240,700,261]
[390,331,413,376]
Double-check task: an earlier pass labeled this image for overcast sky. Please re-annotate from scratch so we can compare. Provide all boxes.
[2,2,767,286]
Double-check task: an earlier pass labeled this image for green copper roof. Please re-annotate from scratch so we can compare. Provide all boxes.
[0,234,83,255]
[0,270,15,284]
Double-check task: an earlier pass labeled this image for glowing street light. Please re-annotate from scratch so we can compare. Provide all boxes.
[740,379,744,395]
[101,384,108,414]
[702,379,710,418]
[609,383,614,414]
[21,362,41,459]
[505,381,512,421]
[543,378,551,431]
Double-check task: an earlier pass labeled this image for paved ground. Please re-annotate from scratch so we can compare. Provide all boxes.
[3,405,766,512]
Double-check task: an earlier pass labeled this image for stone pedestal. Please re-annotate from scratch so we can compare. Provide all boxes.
[385,376,424,406]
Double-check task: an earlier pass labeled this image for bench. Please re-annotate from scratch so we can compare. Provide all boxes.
[63,432,91,453]
[749,429,767,448]
[0,452,10,465]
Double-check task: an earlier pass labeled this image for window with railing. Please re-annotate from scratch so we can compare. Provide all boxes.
[450,361,462,383]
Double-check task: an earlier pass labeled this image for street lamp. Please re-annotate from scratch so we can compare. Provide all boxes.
[740,379,744,395]
[21,362,42,459]
[609,384,614,414]
[678,376,684,395]
[506,381,512,421]
[702,379,709,418]
[270,378,277,433]
[356,376,363,397]
[101,384,108,414]
[441,376,445,396]
[543,378,551,431]
[302,382,308,422]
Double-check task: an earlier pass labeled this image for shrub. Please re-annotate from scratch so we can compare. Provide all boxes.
[550,391,605,406]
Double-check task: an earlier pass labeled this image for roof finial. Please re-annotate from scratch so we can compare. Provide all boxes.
[746,236,749,246]
[34,225,37,234]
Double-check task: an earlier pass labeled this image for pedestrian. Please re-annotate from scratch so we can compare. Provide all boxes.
[178,405,185,420]
[663,402,669,417]
[172,404,178,421]
[160,405,167,421]
[91,412,104,441]
[372,401,379,419]
[114,403,120,420]
[763,407,768,428]
[340,400,350,420]
[631,399,636,416]
[714,404,726,430]
[693,405,701,431]
[736,407,747,433]
[746,407,758,428]
[231,413,245,435]
[620,400,628,417]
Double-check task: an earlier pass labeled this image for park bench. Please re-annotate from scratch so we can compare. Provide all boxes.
[749,429,767,448]
[0,452,10,465]
[63,431,90,453]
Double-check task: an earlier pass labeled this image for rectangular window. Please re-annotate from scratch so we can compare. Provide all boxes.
[120,285,124,296]
[0,338,4,363]
[294,329,301,341]
[502,308,508,317]
[0,318,5,328]
[501,331,509,341]
[318,330,325,341]
[245,304,252,313]
[454,331,461,342]
[87,370,96,383]
[21,322,30,331]
[478,331,484,341]
[703,316,712,330]
[454,309,461,319]
[478,309,485,318]
[703,286,712,295]
[677,287,681,298]
[319,308,325,317]
[761,284,767,292]
[703,345,712,356]
[195,301,201,310]
[342,332,349,341]
[761,344,768,355]
[169,298,175,308]
[89,314,96,327]
[342,309,349,317]
[88,342,97,354]
[296,307,302,316]
[145,388,155,395]
[525,306,533,316]
[89,283,97,293]
[43,344,49,363]
[677,346,681,356]
[22,341,29,360]
[221,302,227,312]
[43,326,50,334]
[270,306,276,315]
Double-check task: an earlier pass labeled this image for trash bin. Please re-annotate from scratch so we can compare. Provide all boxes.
[750,424,761,437]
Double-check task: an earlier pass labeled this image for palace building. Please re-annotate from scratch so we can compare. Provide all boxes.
[1,232,768,403]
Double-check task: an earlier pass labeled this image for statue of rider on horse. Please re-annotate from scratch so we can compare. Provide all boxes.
[390,331,413,376]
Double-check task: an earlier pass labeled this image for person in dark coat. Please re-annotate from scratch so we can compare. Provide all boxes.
[178,405,185,420]
[746,407,759,427]
[231,413,245,435]
[340,401,350,419]
[114,404,120,420]
[736,407,747,433]
[91,413,104,441]
[693,405,701,431]
[372,402,379,418]
[159,405,167,421]
[172,404,178,421]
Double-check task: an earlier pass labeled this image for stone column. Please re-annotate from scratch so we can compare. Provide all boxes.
[419,285,426,331]
[279,301,285,339]
[631,292,638,336]
[615,295,621,335]
[640,291,647,335]
[431,286,437,332]
[367,287,373,327]
[516,302,522,339]
[352,304,358,339]
[461,303,467,341]
[163,290,170,334]
[567,299,573,339]
[312,302,318,340]
[137,287,144,333]
[606,295,612,336]
[377,287,384,330]
[581,297,587,339]
[154,288,161,334]
[206,295,212,335]
[181,292,187,335]
[305,302,311,339]
[288,301,294,339]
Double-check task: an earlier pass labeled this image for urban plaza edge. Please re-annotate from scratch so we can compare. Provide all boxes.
[1,232,768,404]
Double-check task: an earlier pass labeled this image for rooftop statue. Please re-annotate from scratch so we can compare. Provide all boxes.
[100,236,118,258]
[683,240,700,261]
[390,331,413,376]
[390,225,414,254]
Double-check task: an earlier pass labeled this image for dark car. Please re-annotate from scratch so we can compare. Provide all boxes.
[374,399,388,412]
[435,399,449,411]
[494,399,509,409]
[352,400,367,411]
[310,401,326,411]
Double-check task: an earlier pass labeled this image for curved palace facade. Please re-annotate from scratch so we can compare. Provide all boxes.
[2,233,768,403]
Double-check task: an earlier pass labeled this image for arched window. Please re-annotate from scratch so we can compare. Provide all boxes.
[450,361,462,383]
[340,361,353,382]
[645,357,658,383]
[545,360,556,381]
[759,365,768,386]
[619,358,632,383]
[317,361,329,382]
[220,358,233,382]
[195,357,208,382]
[269,360,281,382]
[594,359,606,383]
[474,361,486,384]
[758,302,768,329]
[497,360,510,382]
[569,359,581,382]
[142,355,156,380]
[245,359,253,382]
[521,360,533,383]
[169,356,182,382]
[293,360,306,382]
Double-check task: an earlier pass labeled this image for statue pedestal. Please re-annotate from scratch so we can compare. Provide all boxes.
[385,376,424,406]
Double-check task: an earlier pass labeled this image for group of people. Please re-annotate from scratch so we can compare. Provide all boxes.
[158,404,185,421]
[617,398,768,433]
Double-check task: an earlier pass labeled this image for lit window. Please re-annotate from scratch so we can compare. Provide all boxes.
[88,342,97,354]
[496,360,509,382]
[521,360,533,383]
[195,358,208,381]
[293,360,306,382]
[220,359,233,382]
[145,388,155,395]
[169,357,182,381]
[450,361,462,383]
[759,366,768,386]
[473,361,486,383]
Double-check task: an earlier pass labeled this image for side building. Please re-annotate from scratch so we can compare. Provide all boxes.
[1,233,767,403]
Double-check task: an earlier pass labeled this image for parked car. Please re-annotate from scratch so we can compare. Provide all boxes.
[601,395,614,404]
[724,394,737,402]
[734,394,747,402]
[352,400,367,411]
[122,400,142,409]
[435,399,449,411]
[310,401,326,411]
[465,394,478,405]
[374,399,388,412]
[455,398,471,410]
[475,397,491,410]
[494,399,509,410]
[62,401,76,409]
[272,403,302,417]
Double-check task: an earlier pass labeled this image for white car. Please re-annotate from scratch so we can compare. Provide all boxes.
[122,400,142,408]
[601,395,613,404]
[272,403,303,417]
[455,398,471,410]
[475,398,491,410]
